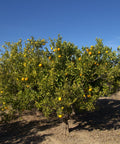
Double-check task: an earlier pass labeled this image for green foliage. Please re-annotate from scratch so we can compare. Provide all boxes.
[0,35,120,121]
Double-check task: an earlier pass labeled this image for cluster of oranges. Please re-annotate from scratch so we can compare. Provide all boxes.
[58,97,64,118]
[83,88,92,98]
[21,77,28,81]
[1,102,8,111]
[86,45,94,55]
[51,47,62,58]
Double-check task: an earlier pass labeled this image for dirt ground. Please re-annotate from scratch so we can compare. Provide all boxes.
[0,91,120,144]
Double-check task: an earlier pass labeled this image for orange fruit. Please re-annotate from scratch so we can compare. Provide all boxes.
[21,77,25,81]
[49,56,51,60]
[89,88,92,91]
[41,39,45,42]
[39,63,42,67]
[1,91,3,94]
[58,115,62,118]
[80,74,82,76]
[87,95,91,97]
[86,49,89,52]
[89,52,92,55]
[25,77,28,81]
[58,97,62,101]
[57,48,60,51]
[65,73,68,76]
[78,57,81,61]
[26,85,29,88]
[58,55,61,58]
[106,51,108,53]
[42,43,45,45]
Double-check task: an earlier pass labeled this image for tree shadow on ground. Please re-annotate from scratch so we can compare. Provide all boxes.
[0,117,60,144]
[70,99,120,132]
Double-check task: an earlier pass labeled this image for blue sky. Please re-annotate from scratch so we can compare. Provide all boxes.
[0,0,120,51]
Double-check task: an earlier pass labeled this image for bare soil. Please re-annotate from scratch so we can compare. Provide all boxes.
[0,91,120,144]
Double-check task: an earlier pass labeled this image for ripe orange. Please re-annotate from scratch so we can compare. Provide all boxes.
[58,97,62,101]
[58,115,62,118]
[106,51,108,53]
[41,39,45,42]
[1,91,3,94]
[49,56,51,60]
[39,63,42,67]
[58,55,61,58]
[80,74,82,76]
[87,95,91,97]
[25,77,28,81]
[89,88,92,91]
[86,49,89,52]
[89,52,92,55]
[21,77,25,81]
[57,48,60,51]
[78,57,81,61]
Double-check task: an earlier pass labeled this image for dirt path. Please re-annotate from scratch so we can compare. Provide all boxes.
[0,91,120,144]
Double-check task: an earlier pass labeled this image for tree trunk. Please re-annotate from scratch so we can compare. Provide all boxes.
[62,118,69,136]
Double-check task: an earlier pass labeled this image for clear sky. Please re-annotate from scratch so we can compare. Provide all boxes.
[0,0,120,51]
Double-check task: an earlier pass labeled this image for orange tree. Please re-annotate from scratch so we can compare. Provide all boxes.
[0,35,120,130]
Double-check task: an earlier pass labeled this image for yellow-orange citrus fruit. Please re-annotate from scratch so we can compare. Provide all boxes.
[80,74,82,76]
[90,45,94,48]
[21,77,25,81]
[57,48,60,51]
[25,77,28,81]
[24,63,26,67]
[106,51,108,53]
[78,57,81,61]
[89,52,92,55]
[4,107,8,110]
[58,97,62,101]
[26,85,29,88]
[89,88,92,91]
[49,56,51,60]
[58,115,62,118]
[86,49,89,52]
[3,102,5,105]
[39,63,42,67]
[87,95,91,97]
[58,55,61,58]
[42,43,45,45]
[41,39,45,42]
[1,91,3,94]
[65,73,68,76]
